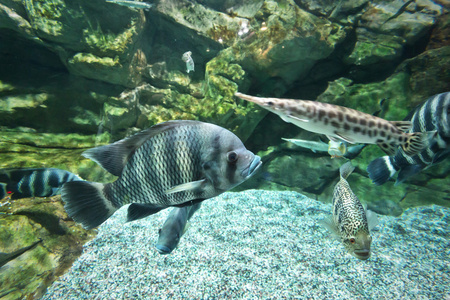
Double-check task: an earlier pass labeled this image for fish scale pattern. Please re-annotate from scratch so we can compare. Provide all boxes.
[108,126,207,207]
[332,179,368,237]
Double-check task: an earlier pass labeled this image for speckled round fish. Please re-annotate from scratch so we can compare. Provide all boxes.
[320,162,378,260]
[61,120,262,229]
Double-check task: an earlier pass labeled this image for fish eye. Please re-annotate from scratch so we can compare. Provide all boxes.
[349,238,356,244]
[267,101,274,106]
[227,151,238,163]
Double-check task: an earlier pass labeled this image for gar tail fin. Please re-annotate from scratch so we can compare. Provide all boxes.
[401,132,427,156]
[61,181,118,229]
[367,156,397,185]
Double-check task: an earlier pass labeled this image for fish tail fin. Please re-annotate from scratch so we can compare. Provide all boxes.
[367,156,398,185]
[61,181,118,229]
[401,132,427,156]
[339,161,355,180]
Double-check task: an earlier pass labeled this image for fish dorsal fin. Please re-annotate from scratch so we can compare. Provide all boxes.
[334,132,355,144]
[339,161,355,179]
[165,179,206,195]
[365,209,379,230]
[390,121,412,132]
[83,120,200,176]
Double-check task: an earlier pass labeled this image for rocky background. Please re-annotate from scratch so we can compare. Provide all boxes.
[0,0,449,298]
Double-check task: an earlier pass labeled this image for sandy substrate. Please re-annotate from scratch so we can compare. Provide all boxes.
[42,190,449,299]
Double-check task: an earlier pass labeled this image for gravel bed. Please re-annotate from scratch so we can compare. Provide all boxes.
[43,190,450,299]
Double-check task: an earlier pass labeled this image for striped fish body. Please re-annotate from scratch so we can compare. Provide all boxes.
[0,168,82,200]
[62,120,261,229]
[235,92,426,156]
[156,202,201,254]
[321,162,376,260]
[367,92,450,185]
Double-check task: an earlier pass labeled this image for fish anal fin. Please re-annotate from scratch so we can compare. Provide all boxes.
[127,203,163,222]
[395,165,423,185]
[165,179,206,195]
[377,142,397,156]
[173,199,205,209]
[390,121,412,132]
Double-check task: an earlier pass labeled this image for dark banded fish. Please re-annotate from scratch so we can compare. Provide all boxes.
[0,168,82,200]
[155,203,201,255]
[320,162,378,260]
[61,120,262,230]
[235,92,428,156]
[367,92,450,185]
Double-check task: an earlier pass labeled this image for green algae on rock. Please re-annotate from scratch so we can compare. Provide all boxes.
[0,195,96,300]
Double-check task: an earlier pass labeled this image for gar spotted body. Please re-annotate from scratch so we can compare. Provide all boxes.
[235,92,427,156]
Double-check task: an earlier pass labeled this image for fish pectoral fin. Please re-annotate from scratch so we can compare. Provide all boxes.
[280,114,309,123]
[127,203,163,222]
[334,132,356,144]
[183,221,191,235]
[365,209,379,231]
[390,121,412,132]
[165,179,206,195]
[319,216,340,241]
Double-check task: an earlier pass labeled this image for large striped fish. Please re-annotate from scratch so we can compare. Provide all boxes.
[367,92,450,185]
[61,120,262,229]
[0,168,82,200]
[235,92,427,156]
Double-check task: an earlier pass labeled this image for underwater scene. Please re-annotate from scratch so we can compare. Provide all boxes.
[0,0,449,299]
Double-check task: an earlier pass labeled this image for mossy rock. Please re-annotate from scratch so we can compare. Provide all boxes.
[0,195,96,299]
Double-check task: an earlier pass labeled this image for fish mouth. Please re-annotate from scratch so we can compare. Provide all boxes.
[354,249,370,260]
[155,245,172,255]
[243,155,262,179]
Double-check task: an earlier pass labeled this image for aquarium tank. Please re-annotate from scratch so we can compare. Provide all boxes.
[0,0,449,299]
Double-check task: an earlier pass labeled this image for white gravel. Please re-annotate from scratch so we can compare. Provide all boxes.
[43,190,450,299]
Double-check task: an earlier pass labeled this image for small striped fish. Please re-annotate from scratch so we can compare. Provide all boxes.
[320,162,378,260]
[0,168,81,200]
[367,92,450,185]
[235,92,428,156]
[62,120,262,229]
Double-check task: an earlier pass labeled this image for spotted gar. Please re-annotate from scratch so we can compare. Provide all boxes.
[235,92,427,156]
